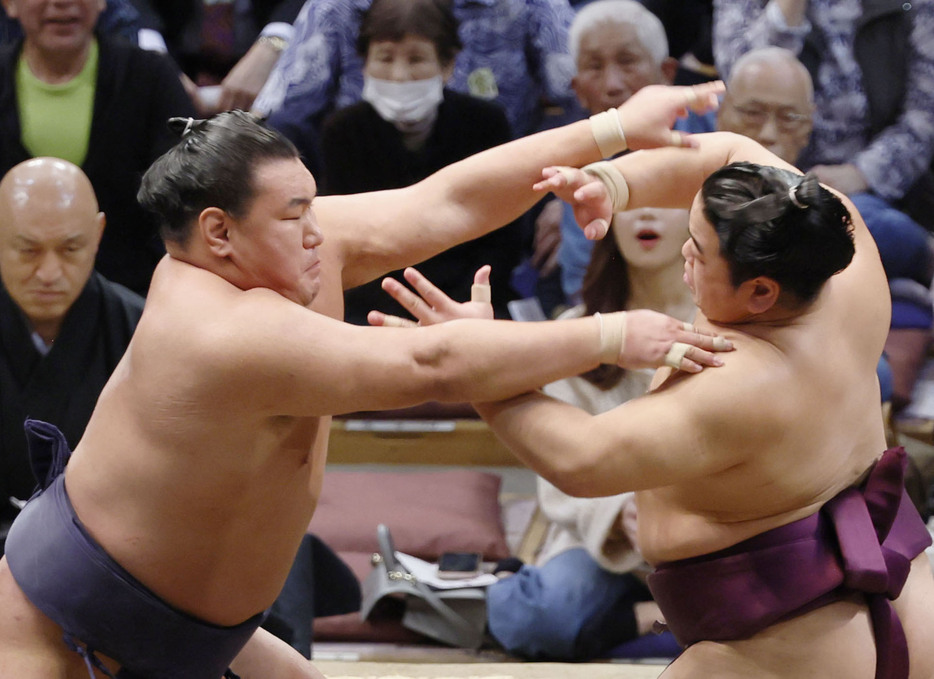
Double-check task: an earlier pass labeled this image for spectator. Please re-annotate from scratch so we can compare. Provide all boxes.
[640,0,717,85]
[320,0,522,323]
[0,0,196,295]
[0,0,142,44]
[717,46,932,410]
[0,158,143,555]
[534,0,713,311]
[252,0,578,174]
[486,207,692,660]
[712,0,934,231]
[129,0,304,115]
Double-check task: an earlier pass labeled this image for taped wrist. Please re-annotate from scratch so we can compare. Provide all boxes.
[594,311,627,364]
[582,161,631,213]
[589,108,628,158]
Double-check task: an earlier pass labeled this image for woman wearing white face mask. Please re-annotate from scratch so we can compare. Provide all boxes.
[320,0,524,325]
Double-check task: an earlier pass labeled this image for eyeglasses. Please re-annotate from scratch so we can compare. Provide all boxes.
[730,105,810,132]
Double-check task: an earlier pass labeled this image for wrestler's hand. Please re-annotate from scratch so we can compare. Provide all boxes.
[533,166,613,241]
[617,82,724,151]
[600,309,733,373]
[367,265,495,327]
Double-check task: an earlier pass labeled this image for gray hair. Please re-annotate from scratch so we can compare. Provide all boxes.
[569,0,668,65]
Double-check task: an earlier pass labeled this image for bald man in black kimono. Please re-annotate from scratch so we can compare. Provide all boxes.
[0,158,144,554]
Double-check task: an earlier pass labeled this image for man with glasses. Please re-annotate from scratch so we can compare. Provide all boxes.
[716,47,813,166]
[718,46,934,416]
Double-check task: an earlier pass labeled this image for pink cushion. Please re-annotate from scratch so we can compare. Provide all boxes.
[310,469,510,643]
[310,469,510,562]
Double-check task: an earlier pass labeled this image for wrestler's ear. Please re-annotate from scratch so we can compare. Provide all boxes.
[199,207,233,257]
[741,276,781,315]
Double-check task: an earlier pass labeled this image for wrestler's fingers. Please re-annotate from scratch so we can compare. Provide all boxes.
[473,264,491,287]
[682,81,725,113]
[666,344,721,373]
[471,265,492,304]
[572,180,611,203]
[533,166,579,192]
[669,130,702,150]
[402,267,453,311]
[367,310,417,328]
[380,276,433,320]
[583,218,610,241]
[676,322,733,351]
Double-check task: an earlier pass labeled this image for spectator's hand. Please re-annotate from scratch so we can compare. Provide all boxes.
[215,39,283,114]
[368,265,495,327]
[533,166,613,241]
[617,82,725,151]
[810,163,869,196]
[179,73,208,116]
[531,198,563,276]
[620,496,639,550]
[603,309,733,373]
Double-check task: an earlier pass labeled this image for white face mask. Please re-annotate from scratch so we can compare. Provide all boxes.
[362,75,444,128]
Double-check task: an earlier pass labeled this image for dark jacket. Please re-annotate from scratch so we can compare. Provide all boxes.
[0,273,144,534]
[798,0,934,228]
[320,89,522,322]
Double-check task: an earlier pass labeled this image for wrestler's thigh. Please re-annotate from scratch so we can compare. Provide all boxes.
[895,553,934,679]
[0,557,117,679]
[229,627,326,679]
[659,599,875,679]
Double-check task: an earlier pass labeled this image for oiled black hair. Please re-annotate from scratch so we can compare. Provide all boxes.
[138,110,299,245]
[701,162,854,305]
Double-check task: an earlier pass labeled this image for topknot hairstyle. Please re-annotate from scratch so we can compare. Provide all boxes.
[138,110,299,245]
[701,162,854,304]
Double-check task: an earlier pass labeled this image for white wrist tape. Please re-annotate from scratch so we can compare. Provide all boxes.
[589,108,628,158]
[594,311,627,364]
[582,161,631,213]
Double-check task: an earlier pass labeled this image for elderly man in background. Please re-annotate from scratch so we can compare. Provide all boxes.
[717,46,934,416]
[0,158,144,555]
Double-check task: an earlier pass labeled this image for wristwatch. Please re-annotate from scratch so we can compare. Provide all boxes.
[257,35,289,53]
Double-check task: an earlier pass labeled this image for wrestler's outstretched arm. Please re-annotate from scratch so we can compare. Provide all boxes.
[471,132,886,498]
[369,264,732,374]
[320,82,724,290]
[366,265,745,496]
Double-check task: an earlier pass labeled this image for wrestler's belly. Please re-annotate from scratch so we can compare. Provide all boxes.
[661,595,875,679]
[635,489,822,565]
[68,421,326,626]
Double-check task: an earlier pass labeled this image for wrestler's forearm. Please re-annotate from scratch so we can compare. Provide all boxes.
[335,83,727,289]
[611,132,795,211]
[411,316,604,404]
